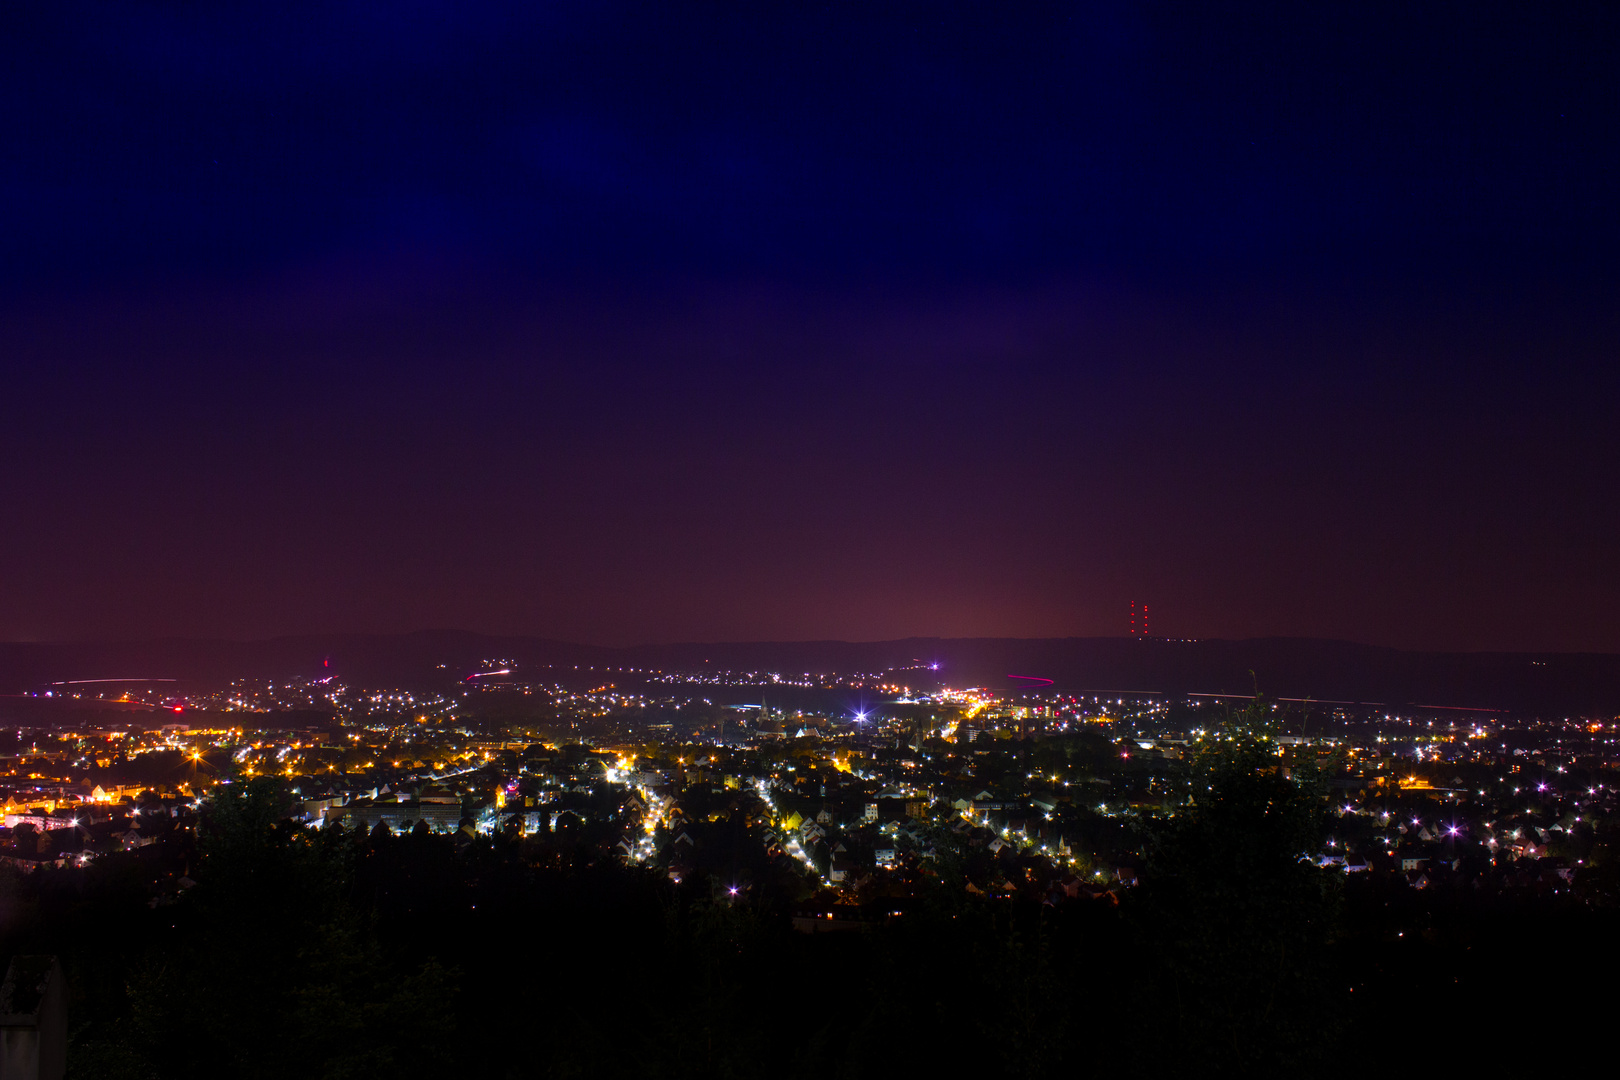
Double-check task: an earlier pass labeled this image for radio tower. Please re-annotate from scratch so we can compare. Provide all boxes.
[1129,600,1136,636]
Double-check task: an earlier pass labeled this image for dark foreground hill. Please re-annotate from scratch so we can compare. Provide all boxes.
[2,632,1619,716]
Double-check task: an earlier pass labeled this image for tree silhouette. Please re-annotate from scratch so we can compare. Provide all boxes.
[106,779,456,1080]
[1131,701,1343,1075]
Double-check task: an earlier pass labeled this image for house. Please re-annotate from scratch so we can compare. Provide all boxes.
[301,795,344,821]
[337,794,464,834]
[121,824,156,851]
[0,854,69,873]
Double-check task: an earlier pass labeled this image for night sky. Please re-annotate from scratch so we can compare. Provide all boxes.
[3,3,1618,651]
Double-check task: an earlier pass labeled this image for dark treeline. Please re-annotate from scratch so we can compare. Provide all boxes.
[3,712,1616,1078]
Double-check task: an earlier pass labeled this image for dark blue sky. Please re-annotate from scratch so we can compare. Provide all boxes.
[7,2,1616,286]
[3,2,1618,650]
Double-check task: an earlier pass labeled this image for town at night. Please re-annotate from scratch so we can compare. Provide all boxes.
[5,2,1620,1077]
[3,635,1619,1075]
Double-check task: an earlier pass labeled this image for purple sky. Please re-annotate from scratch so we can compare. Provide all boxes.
[3,4,1618,650]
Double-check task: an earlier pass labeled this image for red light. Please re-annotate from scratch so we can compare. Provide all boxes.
[172,706,183,713]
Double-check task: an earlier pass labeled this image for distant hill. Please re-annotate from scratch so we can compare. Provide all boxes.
[2,631,1618,716]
